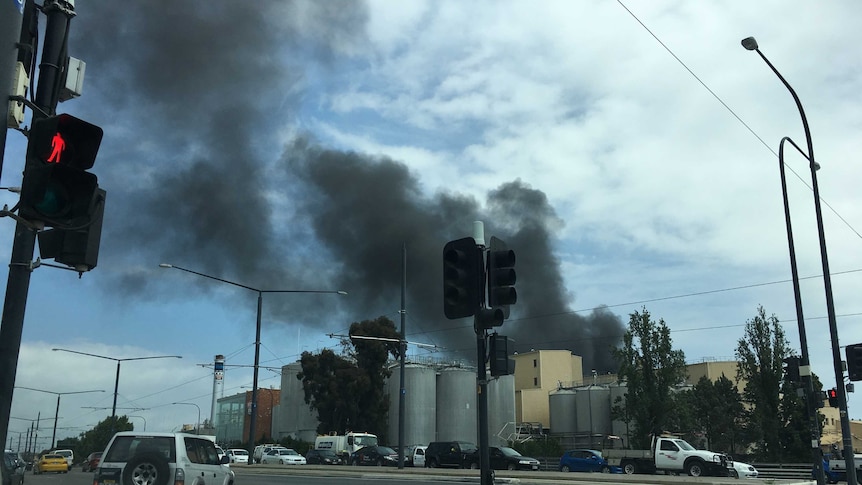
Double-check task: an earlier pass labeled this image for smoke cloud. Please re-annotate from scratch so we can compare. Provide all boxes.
[67,1,623,372]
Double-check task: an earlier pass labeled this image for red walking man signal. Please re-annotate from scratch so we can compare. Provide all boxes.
[48,132,66,163]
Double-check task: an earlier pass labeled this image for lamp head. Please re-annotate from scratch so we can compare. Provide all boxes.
[159,263,173,268]
[741,37,758,51]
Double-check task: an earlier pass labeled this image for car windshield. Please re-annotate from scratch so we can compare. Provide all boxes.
[280,449,299,455]
[104,436,176,463]
[55,451,72,457]
[499,447,521,457]
[378,447,396,455]
[318,450,336,457]
[43,455,62,460]
[232,450,248,455]
[354,435,378,447]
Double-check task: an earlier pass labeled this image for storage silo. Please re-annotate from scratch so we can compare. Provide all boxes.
[386,364,437,446]
[575,385,611,435]
[549,389,578,435]
[436,367,476,443]
[487,374,515,446]
[609,383,629,443]
[278,362,318,442]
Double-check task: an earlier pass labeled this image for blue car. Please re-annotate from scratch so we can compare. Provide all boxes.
[559,449,620,473]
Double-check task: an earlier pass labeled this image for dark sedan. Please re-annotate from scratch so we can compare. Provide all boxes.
[466,447,541,471]
[305,449,342,465]
[350,446,399,466]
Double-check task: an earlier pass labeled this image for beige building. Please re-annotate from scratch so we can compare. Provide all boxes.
[512,350,583,428]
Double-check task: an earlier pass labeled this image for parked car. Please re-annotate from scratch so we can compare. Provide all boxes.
[466,446,540,471]
[350,446,399,466]
[305,449,342,465]
[226,448,249,464]
[261,448,306,465]
[252,444,280,464]
[731,461,758,479]
[82,451,102,472]
[3,451,25,485]
[559,449,618,473]
[34,453,68,474]
[92,431,234,485]
[424,441,478,468]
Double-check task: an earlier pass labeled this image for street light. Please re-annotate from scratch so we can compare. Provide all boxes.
[52,348,182,431]
[743,36,852,485]
[15,386,104,449]
[159,263,346,462]
[127,415,147,431]
[172,402,201,434]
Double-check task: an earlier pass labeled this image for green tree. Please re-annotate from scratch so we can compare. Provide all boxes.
[76,415,133,458]
[298,316,401,441]
[690,375,744,453]
[735,305,791,461]
[612,307,687,448]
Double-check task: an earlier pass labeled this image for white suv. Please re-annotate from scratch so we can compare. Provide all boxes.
[94,432,235,485]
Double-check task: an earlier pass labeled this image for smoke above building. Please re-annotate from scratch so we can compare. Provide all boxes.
[67,1,623,372]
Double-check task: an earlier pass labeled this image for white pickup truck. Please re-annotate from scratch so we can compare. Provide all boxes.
[603,435,733,477]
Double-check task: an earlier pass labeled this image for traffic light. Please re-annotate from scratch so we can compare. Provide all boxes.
[37,188,106,272]
[476,307,504,330]
[488,333,515,377]
[20,114,103,227]
[816,390,827,408]
[443,237,481,319]
[846,343,862,381]
[828,388,839,408]
[783,356,801,383]
[487,236,516,319]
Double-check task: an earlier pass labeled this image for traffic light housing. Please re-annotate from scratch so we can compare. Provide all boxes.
[443,237,481,319]
[783,356,801,383]
[37,188,106,272]
[487,236,516,319]
[828,388,839,408]
[20,114,103,227]
[489,333,515,377]
[816,390,827,408]
[847,343,862,381]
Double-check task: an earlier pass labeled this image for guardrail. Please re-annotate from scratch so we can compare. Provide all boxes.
[750,463,812,480]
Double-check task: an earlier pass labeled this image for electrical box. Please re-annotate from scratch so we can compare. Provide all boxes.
[59,56,85,102]
[7,62,29,128]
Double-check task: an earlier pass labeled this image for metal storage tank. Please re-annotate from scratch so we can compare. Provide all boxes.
[386,364,437,447]
[436,367,476,443]
[487,374,515,446]
[278,362,319,442]
[575,385,611,435]
[549,389,578,435]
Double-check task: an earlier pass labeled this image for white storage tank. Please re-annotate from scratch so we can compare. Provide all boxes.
[575,385,611,435]
[436,367,476,443]
[549,389,578,435]
[278,362,318,442]
[386,364,437,447]
[487,374,516,446]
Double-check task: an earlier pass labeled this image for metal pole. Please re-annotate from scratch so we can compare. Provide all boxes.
[748,43,855,483]
[778,136,824,485]
[51,395,60,449]
[111,360,121,430]
[0,0,72,453]
[476,320,492,485]
[248,292,263,461]
[397,243,407,469]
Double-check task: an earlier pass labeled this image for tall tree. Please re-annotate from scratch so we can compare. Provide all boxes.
[691,375,744,453]
[613,307,687,448]
[76,415,133,458]
[735,305,791,461]
[297,316,401,440]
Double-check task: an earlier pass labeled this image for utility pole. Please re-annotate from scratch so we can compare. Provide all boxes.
[1,0,25,179]
[0,0,75,455]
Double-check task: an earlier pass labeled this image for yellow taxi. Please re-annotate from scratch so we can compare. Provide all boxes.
[34,453,69,474]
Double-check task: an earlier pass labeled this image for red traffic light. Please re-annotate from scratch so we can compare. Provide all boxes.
[828,388,838,398]
[27,114,103,170]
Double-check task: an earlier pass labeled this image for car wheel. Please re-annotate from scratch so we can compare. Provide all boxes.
[507,463,516,471]
[469,462,479,470]
[279,459,284,465]
[601,465,610,473]
[377,459,384,467]
[122,452,170,485]
[685,460,705,477]
[428,459,438,468]
[561,465,570,472]
[623,461,636,475]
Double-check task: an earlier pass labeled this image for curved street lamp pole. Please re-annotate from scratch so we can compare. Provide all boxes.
[15,386,104,449]
[127,415,147,432]
[173,402,201,434]
[743,36,852,485]
[159,263,346,463]
[52,348,182,433]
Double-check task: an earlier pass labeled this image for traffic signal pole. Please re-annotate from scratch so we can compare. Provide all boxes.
[0,0,74,453]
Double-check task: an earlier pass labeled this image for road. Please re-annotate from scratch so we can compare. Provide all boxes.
[20,464,815,485]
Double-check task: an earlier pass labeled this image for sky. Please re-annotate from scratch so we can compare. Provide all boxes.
[3,0,862,449]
